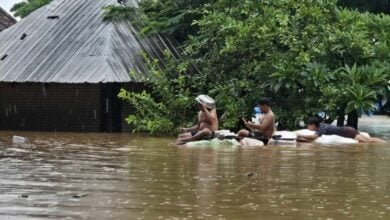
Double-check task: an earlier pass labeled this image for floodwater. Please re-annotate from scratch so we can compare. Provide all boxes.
[0,116,389,219]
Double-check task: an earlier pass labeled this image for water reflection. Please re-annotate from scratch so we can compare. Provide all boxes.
[0,117,388,219]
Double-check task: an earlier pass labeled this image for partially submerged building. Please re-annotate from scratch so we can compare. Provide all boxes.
[0,0,177,132]
[0,7,16,32]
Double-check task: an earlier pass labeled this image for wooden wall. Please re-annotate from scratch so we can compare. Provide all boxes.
[0,83,135,132]
[0,83,100,131]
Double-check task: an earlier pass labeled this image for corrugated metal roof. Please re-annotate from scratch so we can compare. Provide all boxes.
[0,7,16,32]
[0,0,178,83]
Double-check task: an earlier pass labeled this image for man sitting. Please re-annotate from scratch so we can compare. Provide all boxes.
[297,117,386,143]
[177,95,219,145]
[237,98,275,145]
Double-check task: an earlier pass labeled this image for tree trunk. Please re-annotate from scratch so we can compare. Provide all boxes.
[346,110,358,130]
[337,114,345,127]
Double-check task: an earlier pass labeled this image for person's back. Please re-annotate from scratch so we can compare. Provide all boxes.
[298,117,386,143]
[316,123,360,139]
[316,123,344,136]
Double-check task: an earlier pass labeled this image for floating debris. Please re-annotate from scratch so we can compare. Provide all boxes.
[72,193,88,199]
[19,194,28,198]
[246,173,255,177]
[12,136,27,144]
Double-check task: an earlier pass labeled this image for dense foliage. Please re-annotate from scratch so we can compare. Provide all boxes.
[113,0,390,134]
[11,0,53,18]
[118,52,194,134]
[8,1,390,134]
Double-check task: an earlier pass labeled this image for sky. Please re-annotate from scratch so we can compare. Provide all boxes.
[0,0,24,15]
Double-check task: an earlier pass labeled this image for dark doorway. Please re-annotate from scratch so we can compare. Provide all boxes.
[100,83,122,132]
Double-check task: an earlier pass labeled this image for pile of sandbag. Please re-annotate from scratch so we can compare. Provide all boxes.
[182,129,370,148]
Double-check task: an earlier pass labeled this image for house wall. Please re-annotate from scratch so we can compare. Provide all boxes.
[0,83,101,131]
[0,83,136,132]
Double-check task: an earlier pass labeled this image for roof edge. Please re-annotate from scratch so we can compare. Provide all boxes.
[0,7,17,23]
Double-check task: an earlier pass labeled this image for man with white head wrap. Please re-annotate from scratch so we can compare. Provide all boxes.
[177,95,219,145]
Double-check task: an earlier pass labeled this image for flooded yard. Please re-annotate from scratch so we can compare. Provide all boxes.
[0,116,389,219]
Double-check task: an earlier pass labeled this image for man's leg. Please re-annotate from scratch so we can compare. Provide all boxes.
[178,132,192,139]
[369,137,387,143]
[355,134,386,143]
[355,134,370,142]
[177,128,212,144]
[177,132,193,144]
[237,129,250,138]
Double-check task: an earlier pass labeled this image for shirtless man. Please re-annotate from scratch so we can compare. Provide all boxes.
[297,117,386,143]
[237,98,275,145]
[177,95,219,145]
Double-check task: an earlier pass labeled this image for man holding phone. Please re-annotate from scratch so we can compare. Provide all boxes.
[237,98,275,145]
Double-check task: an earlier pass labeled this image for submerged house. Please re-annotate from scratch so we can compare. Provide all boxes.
[0,7,16,32]
[0,0,177,132]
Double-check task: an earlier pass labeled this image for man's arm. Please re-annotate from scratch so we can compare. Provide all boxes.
[181,112,201,133]
[182,125,199,133]
[201,105,217,122]
[297,134,319,141]
[245,114,274,132]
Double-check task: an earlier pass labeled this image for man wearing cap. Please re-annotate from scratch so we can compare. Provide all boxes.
[238,97,275,145]
[177,95,219,145]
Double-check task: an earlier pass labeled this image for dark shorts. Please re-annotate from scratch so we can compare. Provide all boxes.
[191,131,215,140]
[341,127,358,139]
[249,132,269,145]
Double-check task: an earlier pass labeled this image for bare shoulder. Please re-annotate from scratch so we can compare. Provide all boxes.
[209,109,218,120]
[265,111,275,119]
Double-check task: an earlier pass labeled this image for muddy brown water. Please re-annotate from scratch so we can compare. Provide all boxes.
[0,116,389,219]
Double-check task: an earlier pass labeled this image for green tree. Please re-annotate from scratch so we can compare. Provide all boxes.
[109,0,390,133]
[11,0,53,18]
[324,63,390,128]
[118,52,195,134]
[104,0,214,43]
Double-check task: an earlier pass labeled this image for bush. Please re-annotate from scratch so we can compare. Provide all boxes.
[118,52,195,134]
